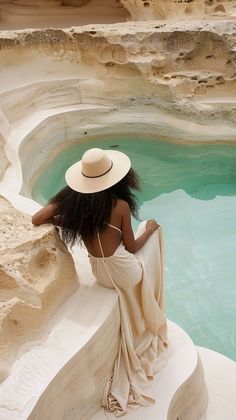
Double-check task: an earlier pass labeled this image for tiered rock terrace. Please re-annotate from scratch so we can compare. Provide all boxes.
[0,3,235,419]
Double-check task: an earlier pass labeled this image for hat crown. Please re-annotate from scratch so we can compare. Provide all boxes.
[65,147,131,193]
[82,148,112,178]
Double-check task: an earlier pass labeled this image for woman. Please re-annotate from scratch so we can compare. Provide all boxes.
[32,147,167,415]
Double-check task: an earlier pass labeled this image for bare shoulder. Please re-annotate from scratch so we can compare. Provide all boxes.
[114,199,130,213]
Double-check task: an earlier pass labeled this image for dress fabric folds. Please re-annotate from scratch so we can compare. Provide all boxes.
[88,221,167,416]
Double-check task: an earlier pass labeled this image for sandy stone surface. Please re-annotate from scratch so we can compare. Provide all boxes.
[0,133,8,181]
[0,19,235,125]
[0,197,78,381]
[0,0,235,30]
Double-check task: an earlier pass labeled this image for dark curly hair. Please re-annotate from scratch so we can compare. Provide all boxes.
[49,168,140,247]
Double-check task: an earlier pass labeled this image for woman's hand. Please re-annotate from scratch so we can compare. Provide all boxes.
[120,202,160,253]
[146,219,160,233]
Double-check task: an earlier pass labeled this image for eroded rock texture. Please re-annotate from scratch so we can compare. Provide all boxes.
[0,0,235,28]
[121,0,236,20]
[0,0,130,29]
[0,198,78,380]
[0,20,235,128]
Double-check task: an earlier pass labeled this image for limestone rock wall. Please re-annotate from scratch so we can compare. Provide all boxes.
[0,21,235,127]
[0,20,235,196]
[0,0,235,31]
[121,0,236,20]
[0,0,235,30]
[0,20,235,200]
[0,198,78,381]
[0,0,130,29]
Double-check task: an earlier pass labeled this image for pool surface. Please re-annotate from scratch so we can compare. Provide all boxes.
[33,137,236,361]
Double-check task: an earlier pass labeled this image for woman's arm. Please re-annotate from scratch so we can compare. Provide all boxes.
[120,201,159,253]
[32,203,58,226]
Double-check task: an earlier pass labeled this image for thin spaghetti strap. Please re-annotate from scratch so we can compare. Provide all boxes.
[104,222,122,234]
[97,229,105,258]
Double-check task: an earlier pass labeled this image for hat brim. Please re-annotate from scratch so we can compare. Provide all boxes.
[65,150,131,193]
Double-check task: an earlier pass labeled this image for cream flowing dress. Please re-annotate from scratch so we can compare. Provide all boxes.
[89,221,168,416]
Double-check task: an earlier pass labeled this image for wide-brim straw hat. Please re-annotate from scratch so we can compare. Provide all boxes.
[65,148,131,193]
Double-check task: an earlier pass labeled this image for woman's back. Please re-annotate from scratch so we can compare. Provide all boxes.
[84,199,123,258]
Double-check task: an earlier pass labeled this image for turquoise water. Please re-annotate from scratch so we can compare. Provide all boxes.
[32,137,236,361]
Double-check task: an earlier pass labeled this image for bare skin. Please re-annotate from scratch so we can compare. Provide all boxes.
[32,199,159,257]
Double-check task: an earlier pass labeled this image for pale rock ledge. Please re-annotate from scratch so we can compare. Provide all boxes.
[0,0,235,30]
[0,133,9,181]
[0,197,78,381]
